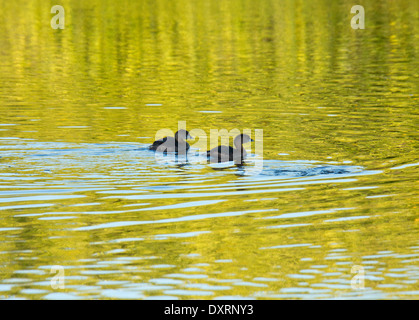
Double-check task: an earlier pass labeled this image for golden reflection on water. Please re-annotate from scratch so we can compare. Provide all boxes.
[0,0,418,299]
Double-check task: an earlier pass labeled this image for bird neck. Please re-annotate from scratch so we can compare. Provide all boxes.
[234,139,243,150]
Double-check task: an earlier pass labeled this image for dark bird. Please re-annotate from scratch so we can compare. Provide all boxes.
[149,129,193,153]
[207,134,254,162]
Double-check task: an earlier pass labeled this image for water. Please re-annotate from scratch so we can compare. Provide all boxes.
[0,0,418,299]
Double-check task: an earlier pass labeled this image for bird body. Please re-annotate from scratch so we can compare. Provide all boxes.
[149,130,192,154]
[207,134,253,162]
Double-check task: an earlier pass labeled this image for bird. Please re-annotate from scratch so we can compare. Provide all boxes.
[149,129,193,153]
[207,134,254,162]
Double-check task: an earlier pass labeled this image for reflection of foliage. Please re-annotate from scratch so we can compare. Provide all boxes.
[0,263,6,280]
[0,0,418,299]
[0,0,417,165]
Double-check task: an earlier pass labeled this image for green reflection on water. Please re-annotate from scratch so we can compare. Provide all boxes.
[0,0,418,299]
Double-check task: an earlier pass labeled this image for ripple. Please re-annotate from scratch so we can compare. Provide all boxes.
[0,137,417,300]
[75,209,277,231]
[263,208,354,220]
[261,243,313,250]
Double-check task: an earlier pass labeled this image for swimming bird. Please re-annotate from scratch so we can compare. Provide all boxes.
[149,129,193,153]
[207,134,254,162]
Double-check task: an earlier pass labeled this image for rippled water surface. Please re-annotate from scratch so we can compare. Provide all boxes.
[0,0,418,299]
